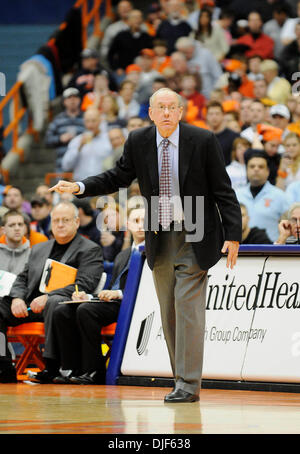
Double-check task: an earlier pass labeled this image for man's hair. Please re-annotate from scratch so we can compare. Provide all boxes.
[2,209,25,225]
[206,100,224,113]
[245,150,270,169]
[288,202,300,219]
[149,88,183,107]
[51,202,79,219]
[4,185,23,196]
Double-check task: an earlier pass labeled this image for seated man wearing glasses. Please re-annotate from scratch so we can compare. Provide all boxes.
[274,203,300,245]
[0,202,103,383]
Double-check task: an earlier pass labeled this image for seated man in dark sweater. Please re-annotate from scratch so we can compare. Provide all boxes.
[206,101,239,166]
[0,202,103,383]
[49,206,145,385]
[240,203,272,244]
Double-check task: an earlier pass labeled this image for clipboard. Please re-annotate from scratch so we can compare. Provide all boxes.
[39,259,78,293]
[59,298,101,305]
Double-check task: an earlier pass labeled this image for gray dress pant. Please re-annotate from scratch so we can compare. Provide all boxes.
[152,228,208,395]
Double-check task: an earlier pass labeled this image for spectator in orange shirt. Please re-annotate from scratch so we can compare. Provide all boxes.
[179,73,206,120]
[152,39,172,73]
[81,71,115,112]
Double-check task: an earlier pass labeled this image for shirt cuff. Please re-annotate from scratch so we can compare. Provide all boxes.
[75,182,85,195]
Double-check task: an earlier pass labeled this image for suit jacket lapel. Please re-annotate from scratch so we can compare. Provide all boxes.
[29,239,55,296]
[179,123,195,193]
[144,126,159,191]
[60,233,82,264]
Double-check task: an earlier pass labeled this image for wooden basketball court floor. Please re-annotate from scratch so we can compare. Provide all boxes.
[1,383,300,435]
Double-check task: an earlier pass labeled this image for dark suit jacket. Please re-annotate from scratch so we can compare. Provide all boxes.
[9,233,103,302]
[78,123,242,270]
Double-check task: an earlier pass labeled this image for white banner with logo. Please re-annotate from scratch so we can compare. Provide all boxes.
[121,256,300,383]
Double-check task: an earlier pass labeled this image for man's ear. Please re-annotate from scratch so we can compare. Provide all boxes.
[148,107,153,121]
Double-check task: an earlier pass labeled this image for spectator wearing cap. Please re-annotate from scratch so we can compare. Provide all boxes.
[30,197,52,239]
[124,64,142,86]
[45,88,85,173]
[107,9,153,81]
[144,3,163,36]
[116,80,141,121]
[62,108,112,181]
[236,11,274,59]
[68,48,117,95]
[246,124,283,185]
[260,59,291,105]
[175,36,222,99]
[156,0,192,55]
[269,104,291,140]
[235,151,290,242]
[68,48,100,96]
[81,71,115,112]
[218,57,255,99]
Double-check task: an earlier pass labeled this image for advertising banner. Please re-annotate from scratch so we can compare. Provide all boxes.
[121,256,300,383]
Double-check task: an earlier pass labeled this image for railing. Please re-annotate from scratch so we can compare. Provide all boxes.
[0,0,113,184]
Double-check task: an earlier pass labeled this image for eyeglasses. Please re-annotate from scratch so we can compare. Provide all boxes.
[290,217,300,225]
[154,105,180,113]
[51,217,76,225]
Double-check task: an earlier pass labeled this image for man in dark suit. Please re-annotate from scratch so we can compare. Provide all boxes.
[0,202,103,383]
[51,206,145,385]
[50,88,242,402]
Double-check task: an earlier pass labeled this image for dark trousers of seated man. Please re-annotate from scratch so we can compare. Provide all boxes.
[0,295,69,369]
[52,299,121,374]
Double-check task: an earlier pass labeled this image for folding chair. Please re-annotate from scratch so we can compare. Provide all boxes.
[7,323,45,381]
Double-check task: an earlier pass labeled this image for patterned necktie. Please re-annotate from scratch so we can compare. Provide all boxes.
[159,138,172,229]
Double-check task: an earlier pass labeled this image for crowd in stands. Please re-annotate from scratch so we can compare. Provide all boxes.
[1,0,300,383]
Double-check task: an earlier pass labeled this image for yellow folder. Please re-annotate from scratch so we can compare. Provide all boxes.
[39,259,77,293]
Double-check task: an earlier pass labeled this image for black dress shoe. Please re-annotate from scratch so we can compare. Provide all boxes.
[164,388,199,403]
[70,370,106,385]
[53,370,79,384]
[0,366,17,383]
[27,369,57,384]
